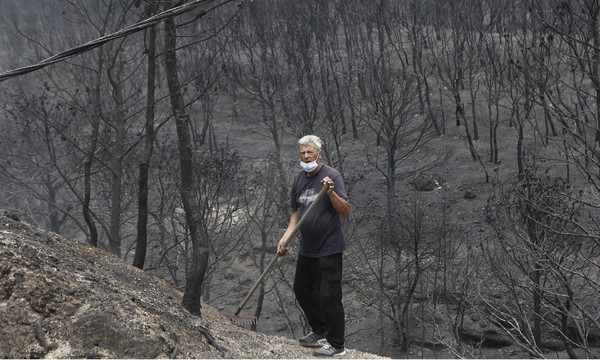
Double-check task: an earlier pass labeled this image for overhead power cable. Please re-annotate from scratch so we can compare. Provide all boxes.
[0,0,219,83]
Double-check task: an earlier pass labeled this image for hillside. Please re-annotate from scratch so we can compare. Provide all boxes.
[0,211,385,359]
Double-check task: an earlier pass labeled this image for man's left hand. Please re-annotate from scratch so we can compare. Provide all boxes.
[321,177,334,194]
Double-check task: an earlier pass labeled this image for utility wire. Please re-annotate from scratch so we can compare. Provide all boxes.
[0,0,218,83]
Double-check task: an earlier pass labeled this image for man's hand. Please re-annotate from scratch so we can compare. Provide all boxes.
[277,236,290,255]
[321,176,334,194]
[277,210,299,256]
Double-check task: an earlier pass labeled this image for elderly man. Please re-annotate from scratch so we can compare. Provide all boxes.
[277,135,350,357]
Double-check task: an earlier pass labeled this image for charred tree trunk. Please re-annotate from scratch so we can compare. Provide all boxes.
[164,0,209,315]
[83,46,103,248]
[133,23,157,269]
[107,59,125,258]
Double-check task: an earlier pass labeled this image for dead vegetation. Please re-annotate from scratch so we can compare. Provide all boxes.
[0,212,386,359]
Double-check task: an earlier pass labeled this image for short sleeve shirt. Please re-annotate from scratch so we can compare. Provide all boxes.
[290,165,348,257]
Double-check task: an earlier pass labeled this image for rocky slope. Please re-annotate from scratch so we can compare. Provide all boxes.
[0,212,384,359]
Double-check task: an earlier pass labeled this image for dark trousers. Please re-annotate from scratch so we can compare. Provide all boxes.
[293,253,345,349]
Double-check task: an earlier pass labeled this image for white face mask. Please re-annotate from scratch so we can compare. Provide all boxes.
[300,160,319,173]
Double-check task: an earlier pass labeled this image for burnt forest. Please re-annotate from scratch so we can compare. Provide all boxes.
[1,0,600,358]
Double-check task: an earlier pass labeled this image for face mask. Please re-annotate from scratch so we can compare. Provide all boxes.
[301,160,319,173]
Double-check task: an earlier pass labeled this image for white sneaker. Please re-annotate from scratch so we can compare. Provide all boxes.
[314,342,346,357]
[298,331,327,347]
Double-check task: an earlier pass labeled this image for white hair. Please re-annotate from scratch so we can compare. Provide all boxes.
[298,135,323,151]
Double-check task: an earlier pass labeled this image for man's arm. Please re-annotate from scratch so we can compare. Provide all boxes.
[277,209,299,255]
[321,177,350,216]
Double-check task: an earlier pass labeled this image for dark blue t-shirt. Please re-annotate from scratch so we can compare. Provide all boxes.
[290,165,348,257]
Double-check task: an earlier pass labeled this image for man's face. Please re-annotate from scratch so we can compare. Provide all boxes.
[299,143,320,163]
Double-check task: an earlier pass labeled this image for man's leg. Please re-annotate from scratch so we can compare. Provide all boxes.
[294,255,327,335]
[317,253,345,349]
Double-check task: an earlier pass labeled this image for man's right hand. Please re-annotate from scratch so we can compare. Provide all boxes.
[278,210,298,255]
[277,237,290,255]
